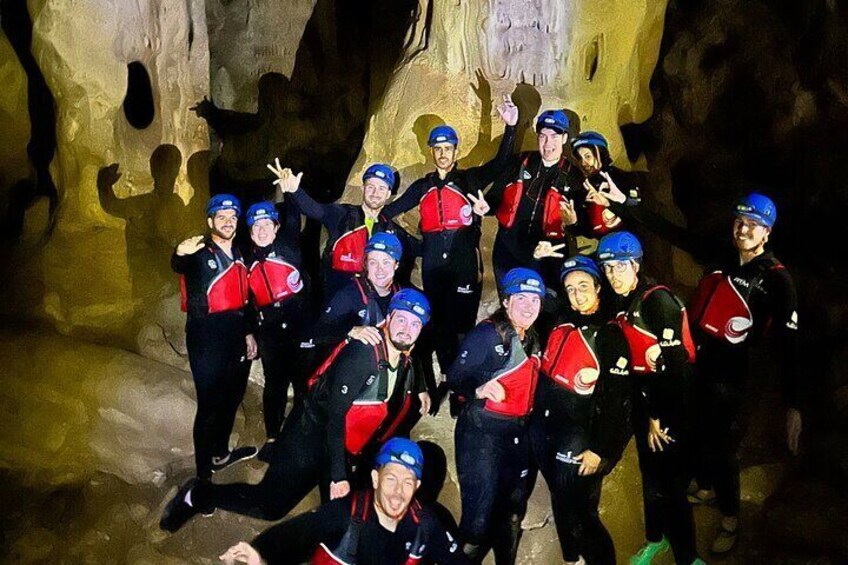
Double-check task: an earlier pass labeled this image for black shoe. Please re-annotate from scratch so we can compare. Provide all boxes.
[257,439,277,463]
[210,446,258,474]
[160,479,202,533]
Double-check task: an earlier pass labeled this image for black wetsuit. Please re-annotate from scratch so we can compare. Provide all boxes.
[251,490,467,565]
[530,305,632,564]
[191,340,423,521]
[447,317,538,564]
[382,126,516,375]
[172,238,251,479]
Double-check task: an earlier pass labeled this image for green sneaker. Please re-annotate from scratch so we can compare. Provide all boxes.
[629,537,670,565]
[691,559,707,565]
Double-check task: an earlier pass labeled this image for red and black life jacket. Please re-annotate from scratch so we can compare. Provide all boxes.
[688,259,785,345]
[586,202,623,237]
[419,180,473,234]
[247,255,303,308]
[496,155,569,239]
[329,210,396,274]
[483,333,540,418]
[542,323,601,395]
[311,490,424,565]
[306,338,417,456]
[352,276,400,327]
[614,285,696,374]
[179,243,249,315]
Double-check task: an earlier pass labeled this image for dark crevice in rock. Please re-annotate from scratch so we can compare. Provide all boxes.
[0,0,59,242]
[123,62,155,129]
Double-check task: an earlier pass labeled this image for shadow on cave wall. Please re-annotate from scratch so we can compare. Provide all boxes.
[619,1,848,560]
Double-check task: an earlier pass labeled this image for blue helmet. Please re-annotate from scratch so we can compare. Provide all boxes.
[375,437,424,479]
[245,201,279,227]
[535,109,570,135]
[572,131,608,151]
[597,231,643,263]
[362,163,397,192]
[501,267,546,298]
[388,288,431,325]
[207,193,242,217]
[427,125,459,147]
[365,231,403,262]
[560,254,601,282]
[735,192,777,228]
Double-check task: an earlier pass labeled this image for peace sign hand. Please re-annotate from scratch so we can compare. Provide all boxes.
[560,198,578,226]
[266,158,303,195]
[467,190,490,217]
[533,241,566,260]
[496,94,519,126]
[599,171,627,204]
[584,179,610,208]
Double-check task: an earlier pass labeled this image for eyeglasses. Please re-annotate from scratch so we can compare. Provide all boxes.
[602,262,631,274]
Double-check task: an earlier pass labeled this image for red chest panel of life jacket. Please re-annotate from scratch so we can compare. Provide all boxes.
[688,271,755,344]
[332,225,370,273]
[207,260,249,314]
[586,201,623,236]
[484,335,540,418]
[344,370,415,456]
[615,286,696,374]
[542,324,601,395]
[248,257,304,307]
[496,156,567,239]
[419,184,473,233]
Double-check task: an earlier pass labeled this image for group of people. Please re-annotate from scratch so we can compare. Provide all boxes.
[162,98,802,565]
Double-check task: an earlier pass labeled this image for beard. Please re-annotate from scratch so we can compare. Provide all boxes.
[390,335,414,352]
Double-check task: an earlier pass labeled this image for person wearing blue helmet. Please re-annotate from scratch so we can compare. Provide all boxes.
[375,96,519,413]
[569,130,642,239]
[244,200,311,461]
[596,231,703,565]
[267,159,420,300]
[218,438,466,565]
[531,255,632,564]
[446,268,545,563]
[160,289,433,534]
[171,193,259,480]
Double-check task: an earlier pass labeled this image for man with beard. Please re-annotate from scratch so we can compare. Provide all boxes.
[595,232,704,565]
[159,289,432,533]
[531,255,632,565]
[172,194,259,480]
[267,161,419,300]
[377,97,519,408]
[244,200,310,459]
[218,438,467,565]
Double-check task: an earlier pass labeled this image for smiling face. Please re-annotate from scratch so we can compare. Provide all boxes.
[366,250,398,293]
[207,209,238,240]
[577,146,600,176]
[504,291,542,330]
[733,215,770,255]
[249,218,278,247]
[602,260,639,296]
[537,128,565,163]
[371,462,419,521]
[564,270,601,314]
[431,142,457,171]
[386,309,423,351]
[362,178,391,211]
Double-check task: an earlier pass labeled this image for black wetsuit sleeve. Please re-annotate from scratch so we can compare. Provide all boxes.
[640,289,692,424]
[171,248,200,275]
[446,324,501,399]
[383,178,428,219]
[464,125,517,192]
[277,199,303,247]
[310,286,360,345]
[420,510,469,564]
[251,497,350,564]
[325,345,374,482]
[590,324,633,472]
[764,266,801,408]
[290,188,345,227]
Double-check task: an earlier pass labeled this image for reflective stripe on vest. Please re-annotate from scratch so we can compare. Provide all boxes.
[495,156,567,238]
[542,324,601,395]
[484,334,540,417]
[248,257,304,307]
[615,286,696,374]
[419,184,473,233]
[206,259,249,314]
[332,225,370,273]
[688,271,754,344]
